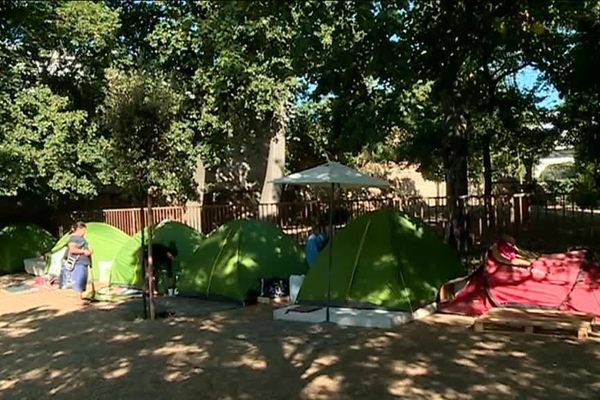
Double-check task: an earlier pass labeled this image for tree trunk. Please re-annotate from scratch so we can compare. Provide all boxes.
[146,192,156,320]
[521,157,535,223]
[524,158,534,186]
[444,106,470,255]
[482,134,495,229]
[140,204,147,319]
[259,101,288,212]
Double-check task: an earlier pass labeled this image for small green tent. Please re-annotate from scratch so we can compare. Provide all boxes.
[178,219,308,303]
[297,208,463,310]
[0,224,55,273]
[110,220,204,288]
[47,222,130,281]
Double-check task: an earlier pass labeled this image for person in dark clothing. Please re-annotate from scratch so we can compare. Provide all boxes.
[140,242,178,295]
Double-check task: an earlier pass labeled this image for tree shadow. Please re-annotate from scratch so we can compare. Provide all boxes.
[2,296,600,400]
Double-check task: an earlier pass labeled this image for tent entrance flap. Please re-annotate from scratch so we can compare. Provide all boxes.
[398,263,414,313]
[345,219,372,300]
[206,228,235,296]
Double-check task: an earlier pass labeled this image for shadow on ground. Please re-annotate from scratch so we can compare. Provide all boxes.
[1,296,600,400]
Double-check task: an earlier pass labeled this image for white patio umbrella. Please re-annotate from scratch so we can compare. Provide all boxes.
[273,161,390,321]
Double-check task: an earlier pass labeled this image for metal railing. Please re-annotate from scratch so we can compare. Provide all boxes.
[56,192,600,253]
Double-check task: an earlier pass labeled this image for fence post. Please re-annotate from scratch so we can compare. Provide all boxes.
[130,210,136,236]
[512,195,522,226]
[522,192,531,224]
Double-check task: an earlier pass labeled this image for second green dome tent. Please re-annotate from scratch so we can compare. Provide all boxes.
[109,220,205,287]
[109,219,308,305]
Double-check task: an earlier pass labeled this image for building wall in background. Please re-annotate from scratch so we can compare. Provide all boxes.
[362,162,445,198]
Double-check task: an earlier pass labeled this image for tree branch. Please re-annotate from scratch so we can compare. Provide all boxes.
[492,61,536,83]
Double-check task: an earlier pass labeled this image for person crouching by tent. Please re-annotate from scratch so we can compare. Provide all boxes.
[63,222,94,305]
[305,218,329,268]
[140,242,178,295]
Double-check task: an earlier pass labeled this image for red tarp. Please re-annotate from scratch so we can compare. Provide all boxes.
[441,246,600,318]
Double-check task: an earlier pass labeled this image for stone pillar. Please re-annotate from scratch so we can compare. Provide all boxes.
[259,130,285,215]
[259,102,288,218]
[185,156,205,231]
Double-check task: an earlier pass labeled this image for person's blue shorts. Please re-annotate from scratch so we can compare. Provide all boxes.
[70,264,89,293]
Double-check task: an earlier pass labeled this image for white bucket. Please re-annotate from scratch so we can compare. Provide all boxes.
[98,261,113,283]
[289,275,305,303]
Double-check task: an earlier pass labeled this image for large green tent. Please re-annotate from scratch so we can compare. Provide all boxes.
[0,224,55,273]
[110,220,204,288]
[47,222,130,281]
[178,219,308,303]
[297,208,463,310]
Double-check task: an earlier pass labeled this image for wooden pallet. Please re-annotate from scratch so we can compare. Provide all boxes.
[473,308,595,339]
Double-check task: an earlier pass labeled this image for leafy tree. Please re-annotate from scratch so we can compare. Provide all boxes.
[0,0,596,223]
[539,162,576,195]
[548,3,600,204]
[573,164,600,209]
[361,82,447,183]
[0,1,120,202]
[0,1,120,112]
[294,1,411,157]
[402,0,572,247]
[105,0,166,64]
[0,85,106,201]
[102,70,197,202]
[287,100,330,171]
[148,1,299,184]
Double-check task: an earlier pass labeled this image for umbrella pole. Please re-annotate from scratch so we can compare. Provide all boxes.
[327,183,334,322]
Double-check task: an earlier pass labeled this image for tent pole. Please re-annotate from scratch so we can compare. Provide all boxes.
[346,219,371,300]
[206,228,235,298]
[327,183,334,322]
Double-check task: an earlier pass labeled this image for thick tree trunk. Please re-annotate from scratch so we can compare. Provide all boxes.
[444,106,470,255]
[521,157,535,223]
[259,102,287,211]
[146,192,156,320]
[523,158,534,186]
[482,134,495,229]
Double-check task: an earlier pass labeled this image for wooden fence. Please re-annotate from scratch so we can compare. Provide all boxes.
[49,191,600,256]
[58,193,534,248]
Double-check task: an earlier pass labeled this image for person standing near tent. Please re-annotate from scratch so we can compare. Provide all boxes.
[64,222,93,305]
[140,242,178,295]
[305,218,329,268]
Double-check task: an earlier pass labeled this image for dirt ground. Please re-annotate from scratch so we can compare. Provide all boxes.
[1,285,600,400]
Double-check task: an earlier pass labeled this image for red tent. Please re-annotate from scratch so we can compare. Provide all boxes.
[440,242,600,318]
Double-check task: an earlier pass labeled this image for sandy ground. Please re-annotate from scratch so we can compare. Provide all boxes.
[1,285,600,400]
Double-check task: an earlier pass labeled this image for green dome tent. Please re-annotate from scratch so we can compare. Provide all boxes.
[178,219,308,303]
[110,220,204,288]
[297,208,463,310]
[46,222,130,281]
[0,224,55,273]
